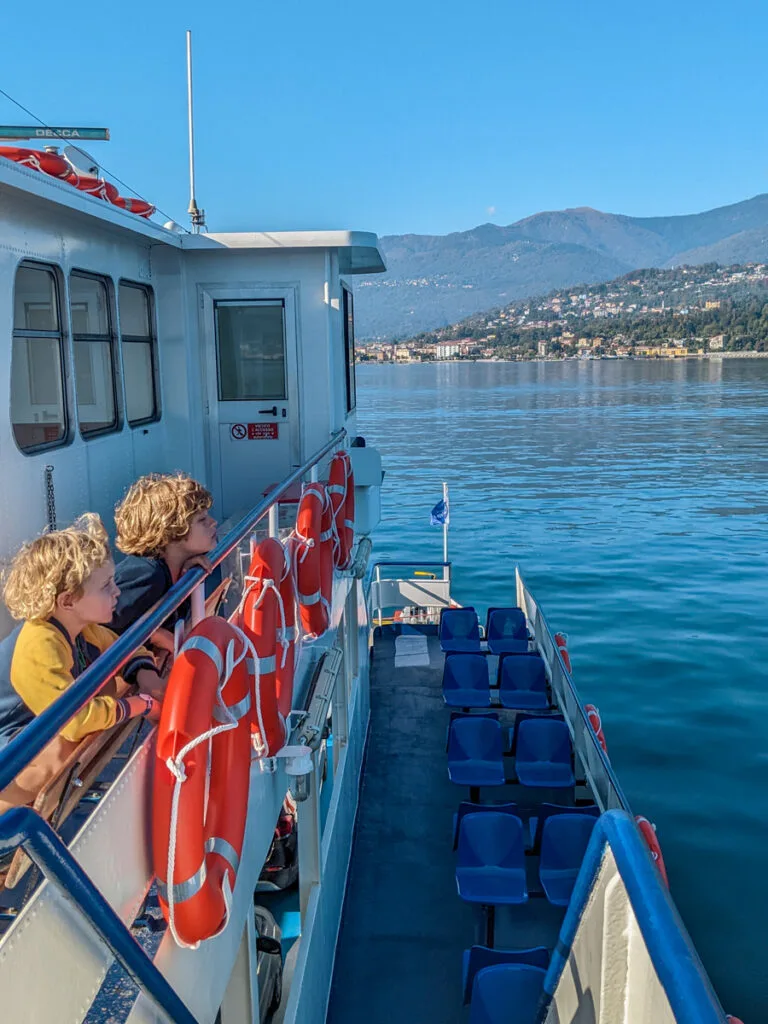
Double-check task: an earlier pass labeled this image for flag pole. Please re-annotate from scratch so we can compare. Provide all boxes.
[442,481,449,578]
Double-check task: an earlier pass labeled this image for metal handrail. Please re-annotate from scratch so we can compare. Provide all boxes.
[545,811,726,1022]
[0,429,345,793]
[0,807,199,1024]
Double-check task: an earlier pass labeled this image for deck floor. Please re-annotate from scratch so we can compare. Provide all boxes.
[326,625,565,1024]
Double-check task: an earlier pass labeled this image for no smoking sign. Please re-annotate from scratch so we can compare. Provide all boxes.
[231,422,278,440]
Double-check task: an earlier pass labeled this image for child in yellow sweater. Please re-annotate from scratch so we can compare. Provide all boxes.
[0,513,163,815]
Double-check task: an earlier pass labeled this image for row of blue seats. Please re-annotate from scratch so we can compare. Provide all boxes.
[443,652,549,710]
[441,609,591,1022]
[440,606,531,655]
[454,802,599,1022]
[448,714,575,789]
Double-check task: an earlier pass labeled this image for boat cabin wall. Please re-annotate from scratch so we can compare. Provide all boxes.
[0,189,201,635]
[167,243,358,521]
[0,188,362,635]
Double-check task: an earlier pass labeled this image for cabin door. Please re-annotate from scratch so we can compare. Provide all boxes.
[206,294,299,520]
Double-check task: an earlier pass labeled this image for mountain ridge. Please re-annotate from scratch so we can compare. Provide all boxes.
[356,194,768,339]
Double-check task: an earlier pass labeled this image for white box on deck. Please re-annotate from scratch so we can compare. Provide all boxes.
[350,446,383,536]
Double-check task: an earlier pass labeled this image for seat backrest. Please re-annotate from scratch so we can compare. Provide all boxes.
[443,653,488,691]
[450,717,502,762]
[487,608,526,641]
[463,945,549,1004]
[440,607,480,643]
[469,964,547,1024]
[458,812,524,870]
[0,625,31,747]
[532,803,600,852]
[540,813,597,870]
[454,801,518,848]
[516,718,571,764]
[499,653,546,692]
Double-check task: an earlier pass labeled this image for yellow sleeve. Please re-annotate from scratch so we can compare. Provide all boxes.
[11,626,119,743]
[86,624,155,666]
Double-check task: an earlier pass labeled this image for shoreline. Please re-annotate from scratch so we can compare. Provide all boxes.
[358,352,768,365]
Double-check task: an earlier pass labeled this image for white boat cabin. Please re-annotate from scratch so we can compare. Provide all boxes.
[0,155,384,633]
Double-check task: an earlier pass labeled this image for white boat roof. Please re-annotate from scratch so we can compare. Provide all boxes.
[0,155,386,273]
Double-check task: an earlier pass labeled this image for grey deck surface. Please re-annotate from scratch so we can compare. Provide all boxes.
[326,626,564,1024]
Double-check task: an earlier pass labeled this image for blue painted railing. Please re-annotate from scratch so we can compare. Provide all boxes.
[544,810,727,1023]
[0,429,345,792]
[0,808,199,1024]
[0,428,345,1022]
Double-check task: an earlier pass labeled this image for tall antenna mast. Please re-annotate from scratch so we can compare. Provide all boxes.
[186,30,206,233]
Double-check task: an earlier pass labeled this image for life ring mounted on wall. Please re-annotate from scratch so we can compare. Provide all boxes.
[153,617,252,948]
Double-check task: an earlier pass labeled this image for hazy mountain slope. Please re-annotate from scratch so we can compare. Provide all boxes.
[356,194,768,339]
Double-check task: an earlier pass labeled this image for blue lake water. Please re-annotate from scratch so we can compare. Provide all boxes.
[356,358,768,1021]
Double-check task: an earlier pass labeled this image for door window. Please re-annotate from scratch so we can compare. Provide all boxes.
[215,301,286,401]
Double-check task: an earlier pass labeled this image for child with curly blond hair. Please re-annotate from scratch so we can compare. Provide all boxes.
[110,474,217,655]
[0,514,163,815]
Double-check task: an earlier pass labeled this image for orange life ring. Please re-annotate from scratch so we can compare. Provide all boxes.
[292,483,332,637]
[554,632,572,672]
[636,815,669,887]
[0,146,72,179]
[72,175,119,202]
[328,451,354,569]
[239,538,289,755]
[584,703,608,755]
[319,483,334,608]
[153,617,252,947]
[111,194,156,218]
[276,542,297,719]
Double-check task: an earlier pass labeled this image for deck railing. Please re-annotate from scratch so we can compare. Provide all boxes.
[544,810,727,1023]
[516,568,631,812]
[0,429,345,792]
[0,427,346,1024]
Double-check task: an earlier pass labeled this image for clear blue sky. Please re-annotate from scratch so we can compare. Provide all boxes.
[3,1,766,237]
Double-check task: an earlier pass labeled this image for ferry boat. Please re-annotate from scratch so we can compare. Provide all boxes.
[0,137,744,1024]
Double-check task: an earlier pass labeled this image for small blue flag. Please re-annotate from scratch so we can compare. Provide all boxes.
[430,497,449,527]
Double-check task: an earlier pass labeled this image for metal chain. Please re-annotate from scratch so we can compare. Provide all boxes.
[44,465,56,531]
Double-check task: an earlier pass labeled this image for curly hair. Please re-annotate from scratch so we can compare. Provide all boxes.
[3,513,111,622]
[115,473,213,557]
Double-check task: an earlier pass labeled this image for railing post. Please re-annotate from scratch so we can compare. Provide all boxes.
[310,465,319,483]
[298,750,322,921]
[268,503,279,539]
[190,583,205,626]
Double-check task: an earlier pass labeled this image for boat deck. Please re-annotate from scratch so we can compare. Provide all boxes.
[326,624,567,1024]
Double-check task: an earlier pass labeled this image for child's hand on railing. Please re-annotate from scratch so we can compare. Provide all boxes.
[180,553,213,575]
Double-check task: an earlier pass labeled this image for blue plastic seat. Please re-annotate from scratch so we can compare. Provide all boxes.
[456,812,528,905]
[447,717,505,788]
[530,803,600,853]
[539,813,597,906]
[515,718,574,788]
[462,946,549,1004]
[469,964,546,1024]
[498,654,549,710]
[440,607,481,653]
[486,607,529,655]
[453,801,518,849]
[443,654,491,708]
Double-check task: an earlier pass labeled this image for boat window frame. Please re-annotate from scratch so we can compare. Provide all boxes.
[118,279,161,427]
[10,259,72,456]
[69,269,121,439]
[342,283,356,413]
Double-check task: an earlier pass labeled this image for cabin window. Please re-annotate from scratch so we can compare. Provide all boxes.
[215,300,287,401]
[11,263,68,452]
[342,285,356,413]
[70,272,118,437]
[119,282,159,425]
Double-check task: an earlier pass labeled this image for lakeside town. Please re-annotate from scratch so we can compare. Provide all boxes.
[357,262,768,362]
